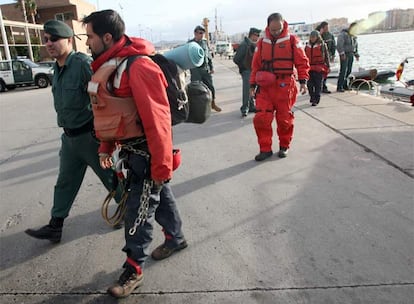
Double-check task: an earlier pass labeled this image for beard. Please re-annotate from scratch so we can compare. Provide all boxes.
[90,40,110,60]
[272,29,282,37]
[91,50,102,60]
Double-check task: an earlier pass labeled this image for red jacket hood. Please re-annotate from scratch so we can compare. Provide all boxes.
[265,20,290,40]
[91,35,155,72]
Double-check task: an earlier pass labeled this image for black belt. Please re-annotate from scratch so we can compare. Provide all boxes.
[63,120,94,137]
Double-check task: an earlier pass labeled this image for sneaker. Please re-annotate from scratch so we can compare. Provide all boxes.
[151,240,188,261]
[336,88,345,92]
[107,267,144,298]
[25,217,63,243]
[322,88,331,94]
[254,151,273,161]
[241,112,248,117]
[278,147,289,158]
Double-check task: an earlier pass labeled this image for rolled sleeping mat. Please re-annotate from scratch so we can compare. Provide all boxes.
[163,42,205,70]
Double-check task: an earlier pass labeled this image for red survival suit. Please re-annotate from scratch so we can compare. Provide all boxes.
[88,35,173,182]
[250,21,309,152]
[305,42,329,75]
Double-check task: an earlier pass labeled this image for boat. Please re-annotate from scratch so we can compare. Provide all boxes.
[350,69,395,82]
[380,84,414,104]
[328,67,395,82]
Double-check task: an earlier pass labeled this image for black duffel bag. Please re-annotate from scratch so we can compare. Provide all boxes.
[185,81,212,124]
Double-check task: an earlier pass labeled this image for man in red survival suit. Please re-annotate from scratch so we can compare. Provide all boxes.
[250,13,310,161]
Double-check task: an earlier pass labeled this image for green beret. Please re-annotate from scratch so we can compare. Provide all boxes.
[44,20,73,38]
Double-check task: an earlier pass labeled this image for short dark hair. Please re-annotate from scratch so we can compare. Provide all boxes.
[267,13,283,26]
[82,9,125,41]
[320,21,328,28]
[316,21,328,31]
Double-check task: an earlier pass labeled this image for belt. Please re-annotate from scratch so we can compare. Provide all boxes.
[274,74,292,79]
[63,120,94,137]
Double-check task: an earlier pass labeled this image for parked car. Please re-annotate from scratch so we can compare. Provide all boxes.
[37,61,56,68]
[0,58,54,92]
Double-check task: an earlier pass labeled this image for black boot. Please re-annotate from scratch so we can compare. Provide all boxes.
[254,151,273,161]
[25,217,64,243]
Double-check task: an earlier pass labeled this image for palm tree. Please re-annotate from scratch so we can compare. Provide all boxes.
[15,0,37,24]
[15,0,39,38]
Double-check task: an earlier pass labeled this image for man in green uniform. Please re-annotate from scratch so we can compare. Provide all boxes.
[233,27,261,117]
[189,25,222,112]
[25,20,121,243]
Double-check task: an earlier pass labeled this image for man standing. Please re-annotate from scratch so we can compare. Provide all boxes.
[317,21,336,93]
[82,10,187,298]
[25,20,121,243]
[189,25,221,112]
[250,13,309,161]
[336,22,360,92]
[233,27,261,117]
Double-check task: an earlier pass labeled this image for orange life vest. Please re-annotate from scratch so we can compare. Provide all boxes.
[88,60,144,141]
[305,43,327,73]
[260,35,294,74]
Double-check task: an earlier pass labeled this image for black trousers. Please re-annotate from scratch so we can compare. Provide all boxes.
[307,71,323,104]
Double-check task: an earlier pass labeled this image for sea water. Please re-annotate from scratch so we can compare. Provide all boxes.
[356,30,414,82]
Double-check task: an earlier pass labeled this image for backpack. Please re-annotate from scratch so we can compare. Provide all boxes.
[185,81,212,124]
[126,54,189,125]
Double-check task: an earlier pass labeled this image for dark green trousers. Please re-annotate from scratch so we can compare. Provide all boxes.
[51,131,121,218]
[190,67,216,100]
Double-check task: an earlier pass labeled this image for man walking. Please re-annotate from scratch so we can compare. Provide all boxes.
[82,9,187,298]
[189,25,222,112]
[250,13,309,161]
[25,20,121,243]
[233,27,261,117]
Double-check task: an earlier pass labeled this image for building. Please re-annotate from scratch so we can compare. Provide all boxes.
[0,0,96,61]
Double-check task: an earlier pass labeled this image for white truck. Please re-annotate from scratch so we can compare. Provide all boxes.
[215,41,234,59]
[0,58,54,92]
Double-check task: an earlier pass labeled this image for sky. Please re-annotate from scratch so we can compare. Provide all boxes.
[1,0,413,41]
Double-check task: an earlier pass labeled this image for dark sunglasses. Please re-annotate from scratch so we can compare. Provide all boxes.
[43,35,63,43]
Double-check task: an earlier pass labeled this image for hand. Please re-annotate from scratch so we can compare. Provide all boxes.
[99,154,113,169]
[355,55,360,62]
[300,83,307,95]
[249,87,256,98]
[153,180,164,186]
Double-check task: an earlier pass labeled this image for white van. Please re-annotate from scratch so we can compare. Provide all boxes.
[0,58,54,92]
[215,41,234,59]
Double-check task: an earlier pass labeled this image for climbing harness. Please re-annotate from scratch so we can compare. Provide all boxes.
[101,139,157,235]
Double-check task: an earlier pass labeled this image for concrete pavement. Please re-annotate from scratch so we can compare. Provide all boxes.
[0,57,413,304]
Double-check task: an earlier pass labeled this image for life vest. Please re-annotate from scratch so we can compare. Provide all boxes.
[260,35,294,75]
[87,59,144,141]
[305,43,327,73]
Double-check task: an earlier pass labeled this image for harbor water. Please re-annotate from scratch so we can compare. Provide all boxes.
[355,30,414,82]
